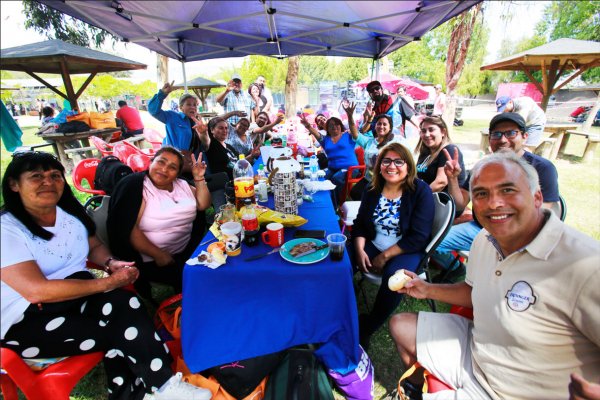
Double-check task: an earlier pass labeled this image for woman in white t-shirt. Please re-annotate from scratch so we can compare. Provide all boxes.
[0,151,211,399]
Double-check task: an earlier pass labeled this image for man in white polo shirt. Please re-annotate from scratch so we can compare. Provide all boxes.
[388,151,600,400]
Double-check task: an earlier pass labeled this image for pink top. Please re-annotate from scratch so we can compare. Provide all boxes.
[139,176,196,262]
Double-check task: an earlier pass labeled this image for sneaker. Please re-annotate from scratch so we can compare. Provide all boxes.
[151,372,212,400]
[400,380,423,400]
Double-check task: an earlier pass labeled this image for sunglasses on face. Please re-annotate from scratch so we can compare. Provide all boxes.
[368,86,382,93]
[490,130,520,140]
[381,158,406,167]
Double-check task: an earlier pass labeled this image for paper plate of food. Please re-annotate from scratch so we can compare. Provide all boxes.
[280,238,329,265]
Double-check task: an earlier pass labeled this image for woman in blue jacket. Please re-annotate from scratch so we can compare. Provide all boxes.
[352,142,434,349]
[148,81,210,154]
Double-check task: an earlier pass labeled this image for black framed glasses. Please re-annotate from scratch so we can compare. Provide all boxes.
[381,158,406,167]
[490,130,520,140]
[367,86,382,93]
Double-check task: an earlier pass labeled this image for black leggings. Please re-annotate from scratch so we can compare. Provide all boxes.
[2,271,173,400]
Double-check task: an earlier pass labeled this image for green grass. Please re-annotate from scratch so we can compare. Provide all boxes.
[1,117,598,399]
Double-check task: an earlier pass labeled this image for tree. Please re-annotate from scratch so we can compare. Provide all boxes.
[239,55,288,93]
[327,58,370,83]
[442,2,483,126]
[536,1,600,83]
[285,57,299,118]
[22,0,117,48]
[298,56,331,85]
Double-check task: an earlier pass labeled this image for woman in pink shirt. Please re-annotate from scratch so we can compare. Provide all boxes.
[107,147,211,300]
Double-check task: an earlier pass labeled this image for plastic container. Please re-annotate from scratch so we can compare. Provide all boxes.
[241,199,259,246]
[309,155,318,181]
[233,154,255,210]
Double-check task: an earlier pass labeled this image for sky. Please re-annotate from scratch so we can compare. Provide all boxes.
[1,1,550,84]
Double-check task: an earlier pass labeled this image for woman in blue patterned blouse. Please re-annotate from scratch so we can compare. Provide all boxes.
[351,142,434,349]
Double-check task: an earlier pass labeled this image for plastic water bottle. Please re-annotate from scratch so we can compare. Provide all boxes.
[309,155,318,181]
[256,164,268,203]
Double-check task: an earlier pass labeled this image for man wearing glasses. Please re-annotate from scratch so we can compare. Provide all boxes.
[360,81,419,137]
[433,112,560,275]
[216,73,256,125]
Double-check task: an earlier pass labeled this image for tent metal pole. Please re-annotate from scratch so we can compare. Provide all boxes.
[181,61,188,92]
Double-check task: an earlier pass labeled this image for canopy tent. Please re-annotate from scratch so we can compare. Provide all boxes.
[0,39,146,110]
[37,0,480,63]
[353,72,429,100]
[481,38,600,110]
[172,76,225,110]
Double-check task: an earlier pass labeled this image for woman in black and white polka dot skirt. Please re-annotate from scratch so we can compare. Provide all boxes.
[0,152,211,400]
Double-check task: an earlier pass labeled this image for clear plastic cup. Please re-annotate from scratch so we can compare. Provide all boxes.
[326,233,347,261]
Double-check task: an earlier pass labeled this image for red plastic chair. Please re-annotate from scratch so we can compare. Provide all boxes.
[143,128,164,151]
[89,136,114,157]
[127,153,152,172]
[72,158,106,195]
[0,347,103,400]
[338,147,367,206]
[355,145,365,166]
[112,141,141,164]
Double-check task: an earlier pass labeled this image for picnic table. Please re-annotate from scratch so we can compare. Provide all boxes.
[38,128,120,170]
[543,123,580,160]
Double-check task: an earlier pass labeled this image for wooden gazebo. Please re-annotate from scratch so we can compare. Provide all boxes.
[481,38,600,110]
[173,77,225,111]
[0,39,146,111]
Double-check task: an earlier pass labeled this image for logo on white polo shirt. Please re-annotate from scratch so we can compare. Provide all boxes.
[505,281,536,312]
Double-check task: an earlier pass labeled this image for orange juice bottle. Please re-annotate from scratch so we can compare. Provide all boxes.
[233,154,255,210]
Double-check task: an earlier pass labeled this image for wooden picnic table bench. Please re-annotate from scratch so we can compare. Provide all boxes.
[564,130,600,163]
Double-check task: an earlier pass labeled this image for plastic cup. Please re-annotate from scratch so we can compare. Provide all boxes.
[327,233,347,261]
[220,221,243,256]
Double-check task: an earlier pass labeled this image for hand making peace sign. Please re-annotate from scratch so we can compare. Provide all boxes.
[161,80,176,95]
[442,147,462,179]
[191,152,207,181]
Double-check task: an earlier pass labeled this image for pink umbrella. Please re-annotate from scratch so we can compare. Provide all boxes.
[390,78,429,100]
[354,72,401,91]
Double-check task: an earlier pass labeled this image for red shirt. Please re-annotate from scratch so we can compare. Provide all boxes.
[116,105,144,131]
[373,95,393,116]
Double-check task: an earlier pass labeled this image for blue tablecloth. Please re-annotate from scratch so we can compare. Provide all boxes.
[181,188,360,374]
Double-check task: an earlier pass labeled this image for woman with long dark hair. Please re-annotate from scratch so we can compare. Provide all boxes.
[414,116,466,192]
[1,151,210,400]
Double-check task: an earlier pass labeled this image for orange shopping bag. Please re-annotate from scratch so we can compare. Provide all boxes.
[66,111,91,126]
[90,111,117,129]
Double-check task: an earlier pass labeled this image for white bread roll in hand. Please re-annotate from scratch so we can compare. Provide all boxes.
[388,269,412,291]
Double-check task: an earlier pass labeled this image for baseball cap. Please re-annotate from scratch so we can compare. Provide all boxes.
[366,80,382,91]
[231,73,242,81]
[489,112,526,132]
[495,96,511,112]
